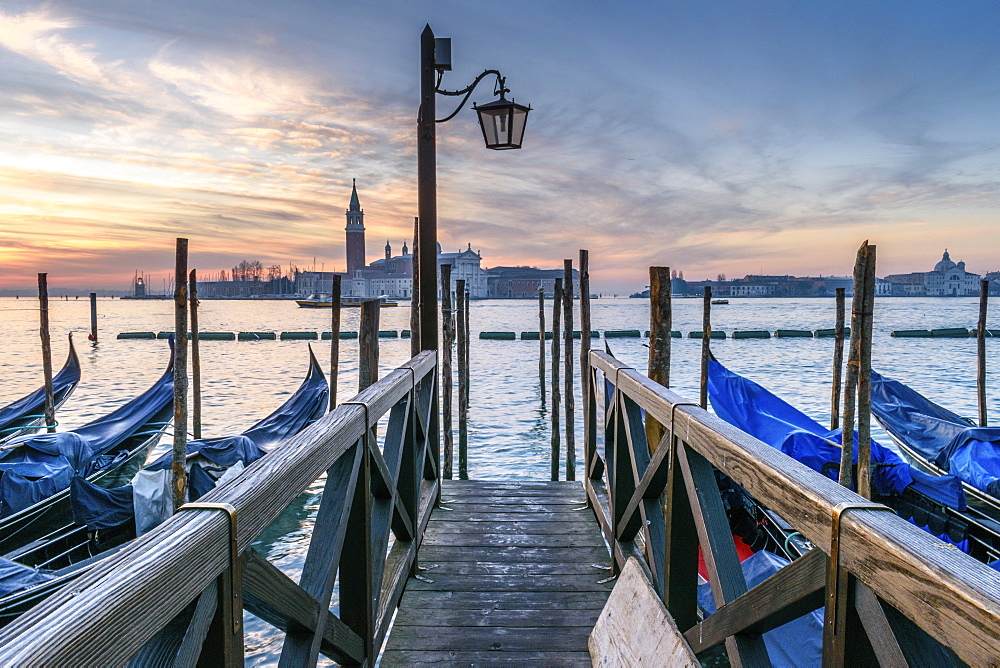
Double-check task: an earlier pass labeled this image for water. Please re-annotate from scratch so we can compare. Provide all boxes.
[1,296,998,663]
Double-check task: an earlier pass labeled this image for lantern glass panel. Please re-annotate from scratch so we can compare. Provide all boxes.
[509,105,528,148]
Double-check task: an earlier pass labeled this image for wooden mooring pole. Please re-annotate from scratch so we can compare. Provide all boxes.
[441,265,454,479]
[564,259,576,481]
[37,273,55,433]
[359,298,379,391]
[538,287,546,398]
[89,292,98,344]
[646,266,671,448]
[456,280,468,479]
[579,250,593,479]
[699,286,712,409]
[172,238,189,508]
[831,287,846,430]
[979,279,989,427]
[551,277,563,481]
[856,244,876,499]
[410,216,420,356]
[329,274,342,411]
[189,269,201,440]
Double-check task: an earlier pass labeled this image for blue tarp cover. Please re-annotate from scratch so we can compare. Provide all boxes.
[0,558,52,597]
[871,370,1000,497]
[70,352,327,531]
[0,350,173,517]
[699,550,823,667]
[708,360,966,508]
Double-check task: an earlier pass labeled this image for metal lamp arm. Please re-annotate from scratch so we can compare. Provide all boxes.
[434,69,507,123]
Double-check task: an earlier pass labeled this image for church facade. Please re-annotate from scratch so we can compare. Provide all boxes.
[884,250,982,297]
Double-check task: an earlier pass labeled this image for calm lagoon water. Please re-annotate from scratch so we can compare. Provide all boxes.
[1,296,997,663]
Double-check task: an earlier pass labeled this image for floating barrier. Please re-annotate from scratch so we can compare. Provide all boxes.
[775,329,812,338]
[521,331,554,340]
[643,331,682,338]
[401,330,411,338]
[238,332,276,341]
[194,332,236,341]
[605,330,641,338]
[479,332,516,340]
[933,327,972,338]
[321,331,360,340]
[891,329,931,338]
[117,332,156,340]
[156,332,177,340]
[689,331,727,339]
[984,329,1000,337]
[379,330,398,338]
[814,328,851,337]
[280,331,318,340]
[733,330,771,339]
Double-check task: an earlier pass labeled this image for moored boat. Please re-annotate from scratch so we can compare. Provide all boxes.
[0,336,81,444]
[0,349,328,626]
[296,292,399,308]
[0,343,175,557]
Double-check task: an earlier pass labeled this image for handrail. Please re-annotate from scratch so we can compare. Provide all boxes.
[0,351,439,666]
[585,349,1000,665]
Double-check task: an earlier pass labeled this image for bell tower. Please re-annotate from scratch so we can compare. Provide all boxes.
[345,179,366,272]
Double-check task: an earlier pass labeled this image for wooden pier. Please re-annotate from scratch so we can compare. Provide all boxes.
[0,349,998,666]
[382,480,612,665]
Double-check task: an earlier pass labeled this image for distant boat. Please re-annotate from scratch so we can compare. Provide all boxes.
[711,299,729,305]
[296,293,399,308]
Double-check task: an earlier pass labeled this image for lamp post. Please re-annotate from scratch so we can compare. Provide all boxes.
[416,24,530,352]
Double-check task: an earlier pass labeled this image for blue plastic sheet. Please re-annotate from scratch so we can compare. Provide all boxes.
[698,550,823,667]
[708,360,966,507]
[0,342,80,437]
[871,370,1000,498]
[71,477,134,531]
[146,435,265,471]
[0,558,52,597]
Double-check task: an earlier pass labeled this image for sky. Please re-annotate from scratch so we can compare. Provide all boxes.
[0,1,998,293]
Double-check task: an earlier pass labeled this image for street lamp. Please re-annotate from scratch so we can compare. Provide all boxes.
[416,24,530,353]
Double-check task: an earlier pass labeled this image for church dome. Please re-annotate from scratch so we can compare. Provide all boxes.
[934,250,956,273]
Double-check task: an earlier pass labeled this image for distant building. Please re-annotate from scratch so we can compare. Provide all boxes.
[885,250,981,297]
[486,266,579,298]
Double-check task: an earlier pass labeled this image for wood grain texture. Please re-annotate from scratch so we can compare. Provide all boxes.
[382,480,613,663]
[589,557,698,667]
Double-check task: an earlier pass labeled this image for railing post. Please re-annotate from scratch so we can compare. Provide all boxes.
[662,433,699,631]
[340,437,374,663]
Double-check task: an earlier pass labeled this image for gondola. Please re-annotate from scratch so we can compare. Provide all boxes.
[706,359,1000,564]
[870,370,1000,525]
[0,336,81,445]
[0,342,175,557]
[0,349,327,627]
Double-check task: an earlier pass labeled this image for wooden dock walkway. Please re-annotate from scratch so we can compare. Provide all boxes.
[381,480,613,665]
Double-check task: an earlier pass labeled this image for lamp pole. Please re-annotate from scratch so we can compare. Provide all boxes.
[417,25,438,352]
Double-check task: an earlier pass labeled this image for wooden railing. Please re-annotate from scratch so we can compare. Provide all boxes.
[584,350,1000,666]
[0,351,439,666]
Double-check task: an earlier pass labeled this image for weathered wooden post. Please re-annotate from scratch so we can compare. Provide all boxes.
[646,266,672,450]
[359,298,380,391]
[441,265,454,479]
[172,238,189,508]
[410,216,420,356]
[37,273,55,433]
[831,287,846,430]
[579,250,593,482]
[456,280,469,479]
[551,277,563,481]
[699,286,712,409]
[856,245,876,499]
[89,292,98,344]
[329,274,342,411]
[979,279,989,427]
[538,287,546,398]
[189,269,202,439]
[839,241,875,494]
[563,259,576,481]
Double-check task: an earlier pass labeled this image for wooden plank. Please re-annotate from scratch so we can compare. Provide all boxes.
[417,534,599,548]
[380,650,591,666]
[385,626,593,652]
[394,606,602,628]
[405,574,613,592]
[396,589,611,610]
[441,494,583,504]
[589,557,698,667]
[426,561,613,576]
[424,522,602,536]
[416,546,610,563]
[431,511,594,522]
